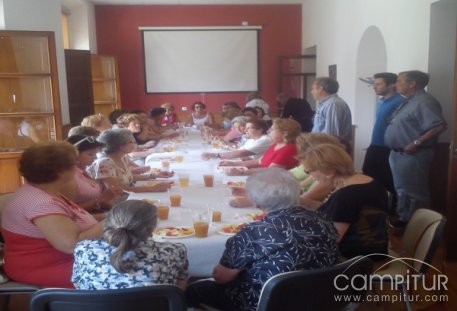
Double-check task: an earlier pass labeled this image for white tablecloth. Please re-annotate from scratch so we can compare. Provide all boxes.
[129,129,259,277]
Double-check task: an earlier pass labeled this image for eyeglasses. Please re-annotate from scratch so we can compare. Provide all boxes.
[72,136,96,147]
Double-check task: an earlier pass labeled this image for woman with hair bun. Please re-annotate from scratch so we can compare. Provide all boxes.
[72,200,188,290]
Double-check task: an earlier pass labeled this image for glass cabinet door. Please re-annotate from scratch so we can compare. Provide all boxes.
[0,35,50,74]
[0,30,61,153]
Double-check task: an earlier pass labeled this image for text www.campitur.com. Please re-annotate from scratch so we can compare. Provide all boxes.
[334,294,448,303]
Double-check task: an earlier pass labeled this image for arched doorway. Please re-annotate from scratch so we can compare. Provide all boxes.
[354,26,387,171]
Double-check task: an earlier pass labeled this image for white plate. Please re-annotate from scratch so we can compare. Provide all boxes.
[153,226,195,239]
[217,166,248,174]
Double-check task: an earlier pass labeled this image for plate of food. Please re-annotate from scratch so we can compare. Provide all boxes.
[226,181,246,188]
[153,226,195,239]
[245,212,267,222]
[217,223,247,236]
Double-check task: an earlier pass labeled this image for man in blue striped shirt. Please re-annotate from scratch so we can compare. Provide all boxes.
[311,77,352,143]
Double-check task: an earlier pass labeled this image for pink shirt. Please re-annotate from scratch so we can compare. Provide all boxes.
[74,167,103,203]
[2,183,98,288]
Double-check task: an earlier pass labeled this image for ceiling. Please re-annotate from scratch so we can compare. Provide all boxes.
[88,0,303,4]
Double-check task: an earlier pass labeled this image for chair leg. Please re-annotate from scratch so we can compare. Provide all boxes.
[400,283,412,311]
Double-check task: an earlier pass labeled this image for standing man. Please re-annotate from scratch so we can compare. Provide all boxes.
[311,77,352,143]
[277,92,314,132]
[362,73,404,211]
[384,70,446,229]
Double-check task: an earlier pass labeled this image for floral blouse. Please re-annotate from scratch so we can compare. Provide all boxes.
[72,239,188,290]
[88,155,134,185]
[220,207,339,311]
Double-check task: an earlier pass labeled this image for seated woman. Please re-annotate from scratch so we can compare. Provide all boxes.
[117,113,156,162]
[1,142,103,288]
[66,135,125,219]
[88,128,171,193]
[299,143,389,259]
[72,200,188,290]
[188,101,214,128]
[218,116,247,146]
[160,103,180,128]
[202,120,272,160]
[149,108,180,140]
[185,168,338,311]
[219,118,301,176]
[81,114,112,132]
[294,133,347,208]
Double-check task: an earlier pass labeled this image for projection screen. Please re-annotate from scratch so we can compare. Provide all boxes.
[140,26,261,93]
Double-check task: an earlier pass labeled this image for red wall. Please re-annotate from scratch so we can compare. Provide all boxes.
[95,4,301,114]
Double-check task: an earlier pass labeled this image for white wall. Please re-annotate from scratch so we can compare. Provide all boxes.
[0,1,5,29]
[1,0,70,124]
[64,0,97,52]
[302,0,451,168]
[428,0,457,142]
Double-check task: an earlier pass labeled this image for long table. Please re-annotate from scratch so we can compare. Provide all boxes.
[128,129,259,277]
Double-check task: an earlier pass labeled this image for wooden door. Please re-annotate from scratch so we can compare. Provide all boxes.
[65,50,94,126]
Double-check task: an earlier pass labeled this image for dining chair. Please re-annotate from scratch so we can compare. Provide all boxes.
[0,193,42,311]
[30,285,187,311]
[256,256,373,311]
[373,208,446,311]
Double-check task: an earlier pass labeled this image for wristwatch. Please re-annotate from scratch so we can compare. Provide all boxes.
[413,140,422,146]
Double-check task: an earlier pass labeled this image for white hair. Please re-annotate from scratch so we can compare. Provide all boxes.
[246,167,300,212]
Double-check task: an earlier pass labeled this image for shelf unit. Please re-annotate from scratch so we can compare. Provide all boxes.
[0,30,62,193]
[278,55,316,112]
[91,54,121,116]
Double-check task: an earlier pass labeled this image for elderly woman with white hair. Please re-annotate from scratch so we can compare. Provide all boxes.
[185,167,339,311]
[88,128,171,193]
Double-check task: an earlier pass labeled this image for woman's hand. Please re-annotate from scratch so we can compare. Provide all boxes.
[156,171,174,178]
[132,166,150,174]
[218,160,237,167]
[147,182,171,192]
[201,152,215,160]
[231,187,246,196]
[229,196,252,207]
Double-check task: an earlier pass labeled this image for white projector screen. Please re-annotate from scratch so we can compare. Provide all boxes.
[141,27,260,93]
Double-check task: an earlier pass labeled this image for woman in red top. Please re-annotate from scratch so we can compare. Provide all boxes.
[219,118,301,175]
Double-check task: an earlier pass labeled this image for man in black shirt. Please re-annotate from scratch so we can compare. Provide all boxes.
[277,92,314,131]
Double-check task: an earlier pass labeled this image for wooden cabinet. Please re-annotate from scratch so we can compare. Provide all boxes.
[0,30,62,193]
[91,54,121,116]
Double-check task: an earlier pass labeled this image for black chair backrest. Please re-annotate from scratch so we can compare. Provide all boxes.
[30,285,187,311]
[257,256,373,311]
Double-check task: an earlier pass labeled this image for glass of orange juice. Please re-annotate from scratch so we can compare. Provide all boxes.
[168,187,182,207]
[192,208,210,238]
[156,201,170,220]
[212,209,222,222]
[175,153,184,163]
[178,173,190,188]
[203,174,214,187]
